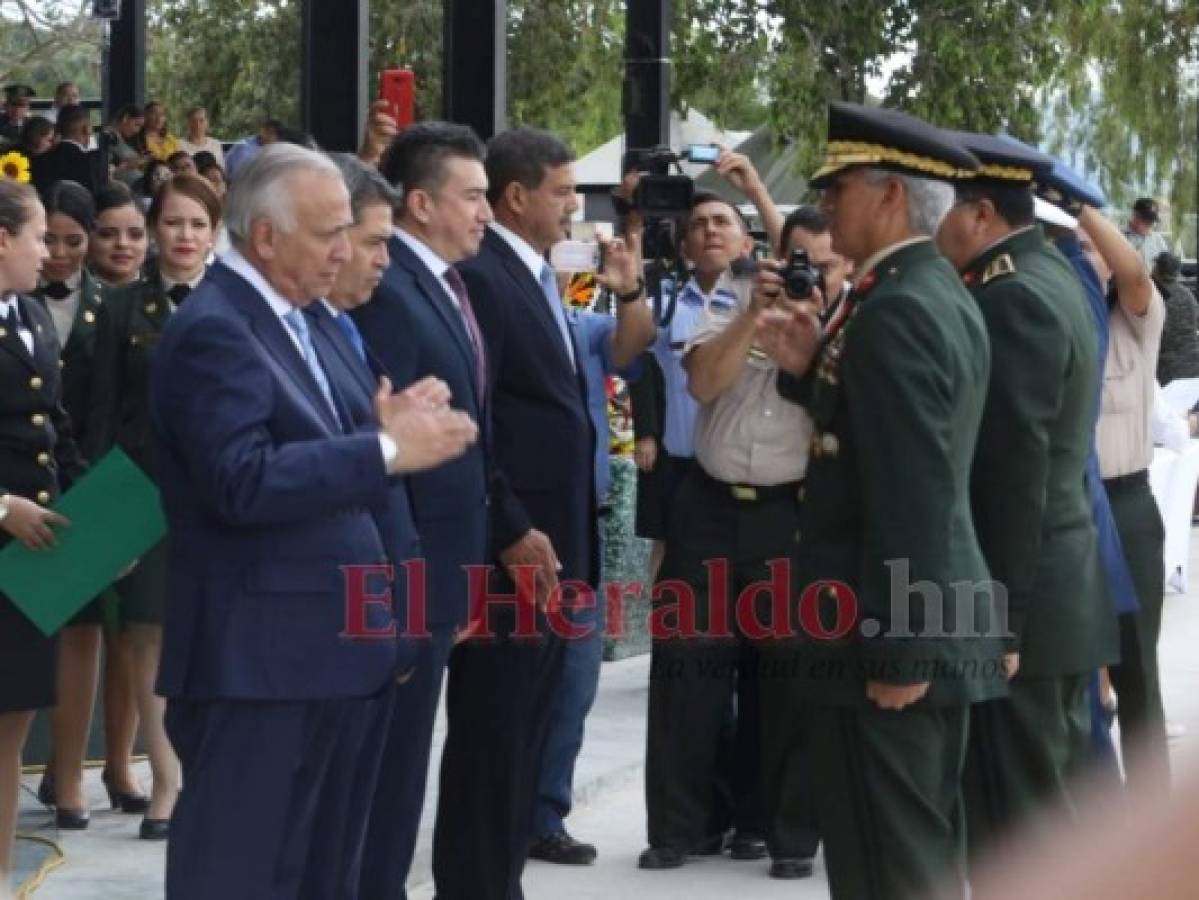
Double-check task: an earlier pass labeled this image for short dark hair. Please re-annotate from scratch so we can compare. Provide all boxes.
[484,126,574,207]
[953,182,1035,229]
[43,180,96,232]
[167,150,193,167]
[55,104,89,139]
[687,190,748,233]
[779,205,828,255]
[0,180,38,236]
[93,180,142,221]
[114,103,143,122]
[18,116,53,150]
[192,150,217,170]
[1154,251,1182,282]
[380,121,485,196]
[328,153,399,224]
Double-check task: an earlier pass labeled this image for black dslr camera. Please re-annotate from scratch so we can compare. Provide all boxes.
[781,249,822,300]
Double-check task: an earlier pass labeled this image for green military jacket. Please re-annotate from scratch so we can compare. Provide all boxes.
[779,239,1007,708]
[85,265,174,471]
[962,226,1119,678]
[35,269,105,457]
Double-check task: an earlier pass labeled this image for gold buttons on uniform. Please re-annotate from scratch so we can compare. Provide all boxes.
[84,310,96,323]
[36,491,50,504]
[145,303,158,315]
[821,433,840,458]
[31,413,45,426]
[29,375,42,389]
[0,327,7,338]
[36,452,50,466]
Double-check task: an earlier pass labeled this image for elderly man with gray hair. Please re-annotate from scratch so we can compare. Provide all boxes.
[149,143,477,900]
[755,102,1004,900]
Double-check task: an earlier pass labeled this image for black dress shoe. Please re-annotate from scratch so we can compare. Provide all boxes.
[102,769,150,814]
[729,833,768,860]
[139,817,170,841]
[769,857,815,879]
[528,831,597,865]
[55,808,90,830]
[638,846,687,869]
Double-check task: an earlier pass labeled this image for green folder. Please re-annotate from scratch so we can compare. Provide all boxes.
[0,447,166,637]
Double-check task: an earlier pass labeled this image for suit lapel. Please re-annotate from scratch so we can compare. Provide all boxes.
[63,271,104,359]
[488,230,575,374]
[308,304,376,406]
[210,264,341,435]
[391,235,482,407]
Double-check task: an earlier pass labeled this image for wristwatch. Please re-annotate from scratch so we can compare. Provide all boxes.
[614,277,646,305]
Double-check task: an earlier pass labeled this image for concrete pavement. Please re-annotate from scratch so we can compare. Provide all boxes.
[14,529,1199,898]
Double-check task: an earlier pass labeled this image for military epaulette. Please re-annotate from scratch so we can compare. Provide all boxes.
[981,253,1016,285]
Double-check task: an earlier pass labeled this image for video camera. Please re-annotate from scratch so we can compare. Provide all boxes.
[614,144,720,325]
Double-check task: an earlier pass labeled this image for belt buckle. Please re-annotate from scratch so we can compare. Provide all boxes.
[731,484,758,502]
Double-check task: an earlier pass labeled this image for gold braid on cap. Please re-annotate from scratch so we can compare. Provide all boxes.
[812,140,977,182]
[977,163,1034,182]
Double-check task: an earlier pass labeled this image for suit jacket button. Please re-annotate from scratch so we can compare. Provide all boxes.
[36,491,50,504]
[29,376,43,389]
[0,327,6,338]
[31,413,45,426]
[37,452,50,466]
[821,433,840,458]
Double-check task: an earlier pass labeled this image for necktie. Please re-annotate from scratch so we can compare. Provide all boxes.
[443,266,487,398]
[282,308,339,426]
[334,312,367,365]
[43,281,72,301]
[168,283,191,304]
[538,262,576,370]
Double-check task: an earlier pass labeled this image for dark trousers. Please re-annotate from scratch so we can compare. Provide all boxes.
[758,640,821,860]
[359,626,456,900]
[164,692,391,900]
[809,704,969,900]
[432,612,564,900]
[962,672,1091,861]
[1104,472,1169,790]
[645,468,811,853]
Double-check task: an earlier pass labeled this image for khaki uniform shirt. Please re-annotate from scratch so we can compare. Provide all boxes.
[1097,287,1165,479]
[685,272,813,485]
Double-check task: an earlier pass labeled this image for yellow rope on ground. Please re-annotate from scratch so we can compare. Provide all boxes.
[12,834,65,898]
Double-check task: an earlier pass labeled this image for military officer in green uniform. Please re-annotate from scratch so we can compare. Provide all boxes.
[755,101,1006,899]
[934,133,1120,859]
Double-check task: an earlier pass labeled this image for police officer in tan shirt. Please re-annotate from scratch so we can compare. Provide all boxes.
[640,184,819,879]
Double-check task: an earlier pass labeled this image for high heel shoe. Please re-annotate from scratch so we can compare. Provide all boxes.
[102,768,150,814]
[36,771,56,807]
[55,807,90,830]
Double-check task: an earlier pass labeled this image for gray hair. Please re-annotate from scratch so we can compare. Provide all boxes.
[862,168,955,236]
[225,143,344,248]
[326,153,399,224]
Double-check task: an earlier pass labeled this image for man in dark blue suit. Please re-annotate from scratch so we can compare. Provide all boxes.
[352,123,496,900]
[149,145,477,900]
[441,127,654,898]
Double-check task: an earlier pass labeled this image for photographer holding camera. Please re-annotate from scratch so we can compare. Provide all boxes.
[639,155,818,879]
[779,205,854,325]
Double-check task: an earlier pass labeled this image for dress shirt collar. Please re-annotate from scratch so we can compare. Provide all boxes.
[160,268,206,293]
[222,248,301,322]
[681,276,737,309]
[853,236,931,289]
[319,298,342,318]
[394,226,454,282]
[490,221,549,282]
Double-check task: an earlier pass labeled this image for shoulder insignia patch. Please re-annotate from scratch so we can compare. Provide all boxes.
[981,253,1016,285]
